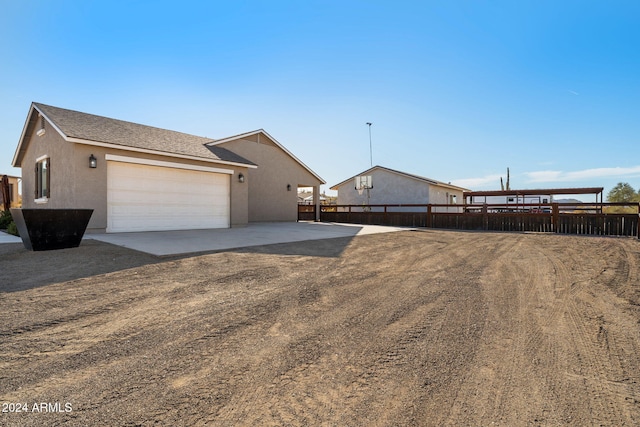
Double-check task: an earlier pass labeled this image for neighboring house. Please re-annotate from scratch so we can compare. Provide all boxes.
[302,194,328,205]
[298,189,335,205]
[330,165,469,211]
[12,103,324,233]
[298,190,313,204]
[0,175,21,209]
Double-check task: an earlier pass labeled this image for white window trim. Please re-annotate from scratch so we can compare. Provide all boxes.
[35,155,50,202]
[105,154,234,174]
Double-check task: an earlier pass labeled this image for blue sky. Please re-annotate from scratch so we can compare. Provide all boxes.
[1,0,639,200]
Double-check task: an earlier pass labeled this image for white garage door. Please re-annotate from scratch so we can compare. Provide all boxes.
[107,160,230,232]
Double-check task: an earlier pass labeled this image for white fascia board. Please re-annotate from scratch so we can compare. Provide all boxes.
[330,165,470,192]
[32,103,67,138]
[105,154,235,174]
[379,167,470,191]
[430,182,470,192]
[12,109,34,167]
[209,129,326,184]
[330,166,380,190]
[259,129,326,184]
[71,138,257,169]
[208,130,262,145]
[12,104,67,166]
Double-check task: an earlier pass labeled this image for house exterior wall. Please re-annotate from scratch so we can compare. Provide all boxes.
[229,166,249,227]
[18,125,250,232]
[335,168,467,213]
[336,168,430,208]
[21,124,79,210]
[2,176,21,208]
[428,185,465,212]
[218,134,323,222]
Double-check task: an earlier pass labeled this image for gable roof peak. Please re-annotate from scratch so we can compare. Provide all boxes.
[330,165,470,192]
[210,129,326,184]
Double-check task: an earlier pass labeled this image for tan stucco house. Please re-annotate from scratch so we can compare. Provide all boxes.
[12,103,324,233]
[331,165,469,211]
[0,174,21,209]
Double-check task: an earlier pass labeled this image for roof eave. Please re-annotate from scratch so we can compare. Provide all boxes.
[12,104,37,167]
[209,129,326,184]
[331,165,470,192]
[12,103,257,170]
[330,165,380,189]
[67,137,258,169]
[12,103,66,167]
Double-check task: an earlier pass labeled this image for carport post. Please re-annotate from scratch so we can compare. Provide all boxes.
[314,185,321,222]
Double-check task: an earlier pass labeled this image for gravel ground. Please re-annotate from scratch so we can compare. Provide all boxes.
[1,230,639,426]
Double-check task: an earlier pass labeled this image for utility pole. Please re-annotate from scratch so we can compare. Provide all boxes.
[366,122,372,167]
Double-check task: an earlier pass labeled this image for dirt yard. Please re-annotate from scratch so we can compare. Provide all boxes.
[1,230,640,426]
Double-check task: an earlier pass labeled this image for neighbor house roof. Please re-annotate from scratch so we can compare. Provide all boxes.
[209,129,326,184]
[330,165,470,192]
[12,103,257,168]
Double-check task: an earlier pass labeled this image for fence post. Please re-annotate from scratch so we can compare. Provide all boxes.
[637,203,640,239]
[552,203,559,233]
[427,204,432,228]
[482,204,488,231]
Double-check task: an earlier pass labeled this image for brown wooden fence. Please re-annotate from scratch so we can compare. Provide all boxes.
[299,203,640,238]
[297,205,316,221]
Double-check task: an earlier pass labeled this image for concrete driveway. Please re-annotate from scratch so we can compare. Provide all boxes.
[86,222,412,256]
[0,231,22,244]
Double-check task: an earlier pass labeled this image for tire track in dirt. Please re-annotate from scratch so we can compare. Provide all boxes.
[389,233,515,426]
[0,255,295,427]
[211,231,496,426]
[523,236,640,426]
[444,234,554,425]
[443,234,640,426]
[564,301,627,425]
[2,231,640,426]
[560,238,640,425]
[612,240,640,307]
[208,235,434,425]
[522,238,622,425]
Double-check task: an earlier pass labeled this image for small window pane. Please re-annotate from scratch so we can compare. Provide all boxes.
[36,158,50,199]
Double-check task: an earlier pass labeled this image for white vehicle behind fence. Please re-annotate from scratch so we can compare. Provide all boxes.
[466,194,553,213]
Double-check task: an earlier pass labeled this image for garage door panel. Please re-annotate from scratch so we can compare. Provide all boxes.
[107,162,230,232]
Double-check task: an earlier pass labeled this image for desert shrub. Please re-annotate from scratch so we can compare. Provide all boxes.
[0,210,12,229]
[6,221,18,236]
[603,205,638,214]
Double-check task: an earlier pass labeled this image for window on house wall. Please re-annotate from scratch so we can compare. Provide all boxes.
[35,157,50,200]
[450,194,457,204]
[9,184,13,202]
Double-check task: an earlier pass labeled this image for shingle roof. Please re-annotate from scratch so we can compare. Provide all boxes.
[33,103,256,166]
[330,165,470,192]
[209,129,326,184]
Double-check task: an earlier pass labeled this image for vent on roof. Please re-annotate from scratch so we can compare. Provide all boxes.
[36,115,46,137]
